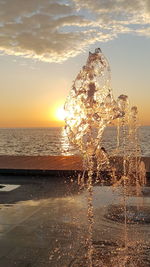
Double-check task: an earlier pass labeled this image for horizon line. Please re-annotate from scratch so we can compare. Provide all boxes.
[0,125,150,129]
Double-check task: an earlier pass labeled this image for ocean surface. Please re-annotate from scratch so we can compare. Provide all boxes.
[0,126,149,157]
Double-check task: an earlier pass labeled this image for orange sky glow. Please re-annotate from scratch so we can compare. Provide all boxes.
[0,0,150,127]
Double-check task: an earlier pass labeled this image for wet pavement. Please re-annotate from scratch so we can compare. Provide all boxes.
[0,177,150,267]
[0,177,85,267]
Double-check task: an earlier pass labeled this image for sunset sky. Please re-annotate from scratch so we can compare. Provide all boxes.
[0,0,150,127]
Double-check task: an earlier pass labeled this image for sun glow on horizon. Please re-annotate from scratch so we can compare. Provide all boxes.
[55,105,66,121]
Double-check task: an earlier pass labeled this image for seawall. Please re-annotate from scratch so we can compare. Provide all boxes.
[0,155,149,177]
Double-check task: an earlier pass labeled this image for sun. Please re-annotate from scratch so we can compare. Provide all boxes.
[55,105,66,121]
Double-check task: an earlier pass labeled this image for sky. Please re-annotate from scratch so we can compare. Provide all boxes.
[0,0,150,127]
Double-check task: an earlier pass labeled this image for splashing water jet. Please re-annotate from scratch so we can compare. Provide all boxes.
[64,48,147,266]
[65,48,123,159]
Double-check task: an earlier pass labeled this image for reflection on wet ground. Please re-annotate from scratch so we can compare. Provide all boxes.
[0,184,20,192]
[0,177,150,266]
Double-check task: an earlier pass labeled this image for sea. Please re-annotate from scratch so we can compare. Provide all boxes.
[0,126,149,157]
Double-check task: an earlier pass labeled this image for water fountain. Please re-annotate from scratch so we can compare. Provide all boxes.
[64,48,148,266]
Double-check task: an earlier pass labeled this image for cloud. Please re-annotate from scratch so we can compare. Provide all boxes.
[0,0,149,62]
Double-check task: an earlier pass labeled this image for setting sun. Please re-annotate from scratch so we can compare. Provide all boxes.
[55,106,66,121]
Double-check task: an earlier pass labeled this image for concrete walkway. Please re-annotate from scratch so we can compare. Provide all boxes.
[0,177,150,266]
[0,178,87,267]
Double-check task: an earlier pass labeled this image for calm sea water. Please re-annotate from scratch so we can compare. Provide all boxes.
[0,126,149,156]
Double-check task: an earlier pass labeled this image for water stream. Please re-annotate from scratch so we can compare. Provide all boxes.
[64,48,147,266]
